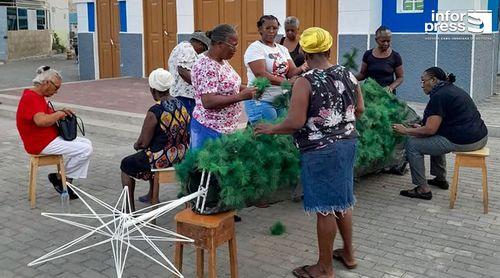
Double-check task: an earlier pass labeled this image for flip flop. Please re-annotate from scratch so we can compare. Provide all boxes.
[332,249,357,269]
[292,265,314,278]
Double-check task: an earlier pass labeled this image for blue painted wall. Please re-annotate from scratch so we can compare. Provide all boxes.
[436,34,472,97]
[120,33,142,77]
[78,33,95,80]
[0,7,7,62]
[389,34,437,103]
[119,1,127,32]
[338,34,367,73]
[382,0,438,32]
[489,0,499,32]
[87,3,95,32]
[472,34,496,101]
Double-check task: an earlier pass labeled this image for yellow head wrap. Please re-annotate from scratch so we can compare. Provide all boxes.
[299,27,333,54]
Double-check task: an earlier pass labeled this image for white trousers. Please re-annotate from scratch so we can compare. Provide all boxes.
[41,137,93,179]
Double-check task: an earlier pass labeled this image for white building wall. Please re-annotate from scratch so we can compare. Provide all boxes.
[177,0,194,34]
[339,0,370,34]
[48,0,70,48]
[264,0,286,34]
[368,0,382,34]
[127,0,143,34]
[76,3,88,33]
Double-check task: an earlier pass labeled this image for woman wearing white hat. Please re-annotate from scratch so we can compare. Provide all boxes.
[120,68,191,211]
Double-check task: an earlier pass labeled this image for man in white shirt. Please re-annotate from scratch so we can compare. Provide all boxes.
[168,31,210,114]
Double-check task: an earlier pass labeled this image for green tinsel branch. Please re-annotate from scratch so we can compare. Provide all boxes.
[272,80,293,109]
[341,48,359,72]
[355,78,409,167]
[252,77,271,99]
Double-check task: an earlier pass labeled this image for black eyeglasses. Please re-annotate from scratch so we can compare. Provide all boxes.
[221,41,238,50]
[49,80,60,90]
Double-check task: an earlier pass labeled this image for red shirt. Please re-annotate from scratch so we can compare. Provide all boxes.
[16,89,58,154]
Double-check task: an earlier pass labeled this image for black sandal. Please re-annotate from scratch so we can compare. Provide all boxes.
[292,265,314,278]
[400,187,432,200]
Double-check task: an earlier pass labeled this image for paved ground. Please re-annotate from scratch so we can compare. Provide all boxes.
[0,54,79,90]
[0,99,499,277]
[0,68,499,277]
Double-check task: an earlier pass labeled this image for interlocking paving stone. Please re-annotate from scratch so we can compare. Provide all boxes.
[1,86,499,277]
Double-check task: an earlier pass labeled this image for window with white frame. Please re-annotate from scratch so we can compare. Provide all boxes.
[36,10,46,30]
[397,0,424,13]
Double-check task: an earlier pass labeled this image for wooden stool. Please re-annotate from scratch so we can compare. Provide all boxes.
[28,154,67,209]
[151,167,176,206]
[174,208,238,278]
[449,147,489,214]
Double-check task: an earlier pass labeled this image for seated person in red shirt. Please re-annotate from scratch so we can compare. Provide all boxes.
[16,66,93,199]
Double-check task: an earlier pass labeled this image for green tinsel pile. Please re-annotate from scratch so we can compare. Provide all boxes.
[175,128,300,209]
[176,77,415,209]
[355,78,408,167]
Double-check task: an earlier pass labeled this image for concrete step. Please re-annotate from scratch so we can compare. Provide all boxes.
[0,93,145,127]
[0,103,140,139]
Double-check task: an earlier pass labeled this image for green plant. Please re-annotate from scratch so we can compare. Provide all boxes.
[341,48,359,72]
[52,33,66,53]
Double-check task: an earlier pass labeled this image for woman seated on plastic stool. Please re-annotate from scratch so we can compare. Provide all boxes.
[16,66,93,200]
[120,68,190,211]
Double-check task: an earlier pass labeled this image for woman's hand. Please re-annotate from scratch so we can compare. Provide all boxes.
[254,123,275,135]
[392,124,407,135]
[385,86,394,94]
[300,62,309,73]
[54,111,67,120]
[239,86,257,100]
[61,108,75,116]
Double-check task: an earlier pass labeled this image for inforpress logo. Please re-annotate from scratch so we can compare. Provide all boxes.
[467,11,492,33]
[425,10,492,33]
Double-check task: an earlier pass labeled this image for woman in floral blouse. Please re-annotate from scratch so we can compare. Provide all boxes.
[191,24,257,149]
[255,27,364,278]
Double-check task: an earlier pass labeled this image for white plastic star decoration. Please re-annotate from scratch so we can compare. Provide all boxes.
[28,173,211,278]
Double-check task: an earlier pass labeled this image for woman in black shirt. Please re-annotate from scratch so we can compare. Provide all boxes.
[356,26,404,94]
[393,67,488,200]
[279,16,305,67]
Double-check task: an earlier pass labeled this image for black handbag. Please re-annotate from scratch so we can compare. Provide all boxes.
[48,101,85,141]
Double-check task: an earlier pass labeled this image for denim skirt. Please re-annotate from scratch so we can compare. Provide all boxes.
[300,139,357,215]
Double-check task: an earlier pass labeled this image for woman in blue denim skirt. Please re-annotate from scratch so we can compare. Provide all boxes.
[255,27,364,278]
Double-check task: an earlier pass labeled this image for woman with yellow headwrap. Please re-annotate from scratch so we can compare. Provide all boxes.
[255,27,364,278]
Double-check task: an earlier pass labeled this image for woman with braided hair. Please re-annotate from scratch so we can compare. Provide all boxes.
[393,67,488,200]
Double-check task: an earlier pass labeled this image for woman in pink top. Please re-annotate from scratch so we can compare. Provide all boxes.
[191,24,257,149]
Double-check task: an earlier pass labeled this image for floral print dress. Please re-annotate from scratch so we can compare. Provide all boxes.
[293,65,359,152]
[191,55,243,134]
